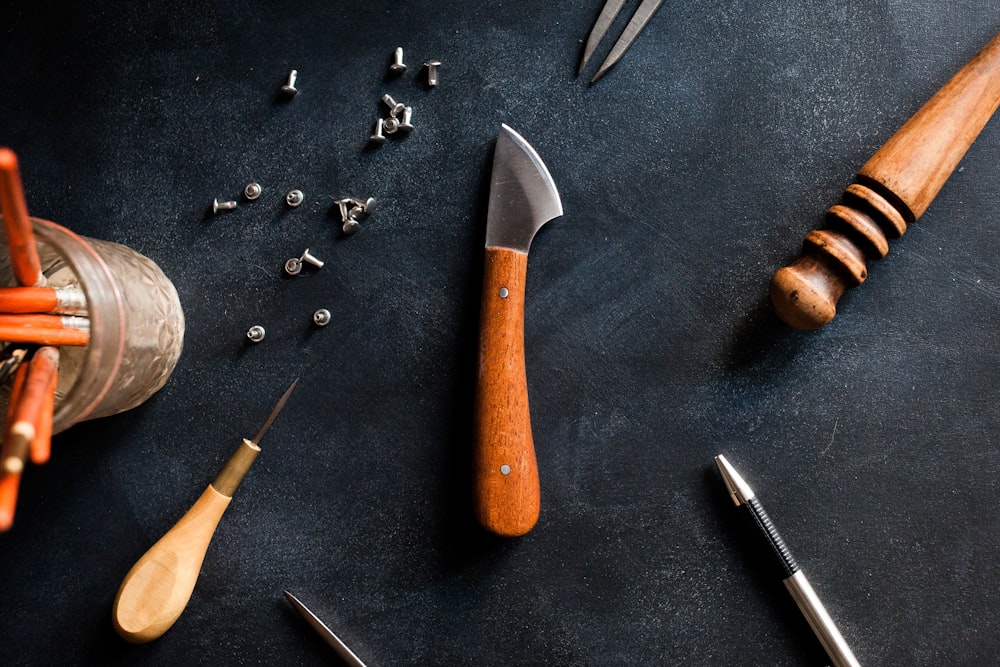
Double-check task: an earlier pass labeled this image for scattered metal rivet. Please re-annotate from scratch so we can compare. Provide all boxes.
[398,106,414,134]
[282,69,298,95]
[348,205,366,221]
[313,309,331,327]
[299,248,324,269]
[335,198,353,222]
[342,219,361,235]
[381,94,406,117]
[424,60,442,86]
[286,189,304,207]
[247,325,266,343]
[212,198,237,214]
[284,257,303,276]
[243,182,262,200]
[500,464,511,475]
[390,47,407,74]
[382,93,406,118]
[499,287,509,298]
[351,197,377,217]
[369,118,387,145]
[383,116,400,134]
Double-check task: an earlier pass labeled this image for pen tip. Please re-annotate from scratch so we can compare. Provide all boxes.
[714,454,755,506]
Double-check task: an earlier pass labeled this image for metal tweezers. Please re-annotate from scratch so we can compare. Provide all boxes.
[578,0,665,82]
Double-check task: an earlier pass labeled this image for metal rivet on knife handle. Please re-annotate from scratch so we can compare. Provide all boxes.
[498,287,509,298]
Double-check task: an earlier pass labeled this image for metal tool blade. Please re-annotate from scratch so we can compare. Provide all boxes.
[592,0,665,82]
[284,591,367,667]
[579,0,627,75]
[251,378,298,445]
[485,124,563,253]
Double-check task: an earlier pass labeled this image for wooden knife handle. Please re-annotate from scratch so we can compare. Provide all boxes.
[771,30,1000,329]
[474,247,540,537]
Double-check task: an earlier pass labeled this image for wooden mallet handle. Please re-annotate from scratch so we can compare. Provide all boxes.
[771,31,1000,329]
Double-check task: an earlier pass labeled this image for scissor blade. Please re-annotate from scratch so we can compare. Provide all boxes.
[284,591,367,667]
[579,0,627,75]
[592,0,665,82]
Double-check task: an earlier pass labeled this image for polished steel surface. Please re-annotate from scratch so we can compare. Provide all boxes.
[784,571,861,667]
[484,124,562,253]
[284,591,368,667]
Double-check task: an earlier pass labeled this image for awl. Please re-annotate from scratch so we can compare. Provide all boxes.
[474,124,563,537]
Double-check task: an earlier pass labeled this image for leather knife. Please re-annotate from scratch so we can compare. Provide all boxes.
[474,124,563,537]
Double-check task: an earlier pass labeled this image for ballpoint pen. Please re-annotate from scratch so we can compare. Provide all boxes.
[714,454,861,667]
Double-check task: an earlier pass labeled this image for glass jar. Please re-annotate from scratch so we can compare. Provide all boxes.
[0,217,185,433]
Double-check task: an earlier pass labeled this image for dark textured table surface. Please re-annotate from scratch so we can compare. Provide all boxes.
[2,2,999,665]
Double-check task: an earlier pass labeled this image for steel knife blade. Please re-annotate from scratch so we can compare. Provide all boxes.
[474,124,562,537]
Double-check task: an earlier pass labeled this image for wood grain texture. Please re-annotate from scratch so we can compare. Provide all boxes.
[112,485,232,643]
[771,30,1000,329]
[0,149,43,287]
[473,247,540,537]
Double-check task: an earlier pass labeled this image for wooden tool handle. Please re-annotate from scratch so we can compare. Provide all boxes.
[771,31,1000,329]
[473,247,540,537]
[0,149,43,287]
[112,486,232,643]
[111,439,259,643]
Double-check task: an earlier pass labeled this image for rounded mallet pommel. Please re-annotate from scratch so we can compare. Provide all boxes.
[770,182,909,329]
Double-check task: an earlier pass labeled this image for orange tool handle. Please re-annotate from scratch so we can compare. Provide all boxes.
[0,314,89,346]
[0,148,43,287]
[29,367,57,466]
[0,286,86,314]
[5,346,59,472]
[473,247,541,537]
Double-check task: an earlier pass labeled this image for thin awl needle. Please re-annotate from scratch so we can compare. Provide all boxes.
[284,591,368,667]
[253,378,298,444]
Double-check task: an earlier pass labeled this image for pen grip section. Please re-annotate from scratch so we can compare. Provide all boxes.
[745,497,799,578]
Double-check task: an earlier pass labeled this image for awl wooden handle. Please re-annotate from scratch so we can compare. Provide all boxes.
[473,247,540,537]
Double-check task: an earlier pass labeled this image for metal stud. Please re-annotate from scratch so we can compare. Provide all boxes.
[212,198,237,214]
[247,325,266,343]
[299,248,324,269]
[286,189,304,207]
[342,219,361,235]
[424,60,442,86]
[390,47,407,74]
[351,197,377,217]
[282,69,298,95]
[335,198,353,222]
[381,94,406,118]
[383,116,400,134]
[243,182,262,200]
[398,106,414,134]
[369,118,387,145]
[313,309,331,327]
[284,257,303,275]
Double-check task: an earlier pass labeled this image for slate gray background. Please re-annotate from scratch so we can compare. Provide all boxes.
[1,1,998,664]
